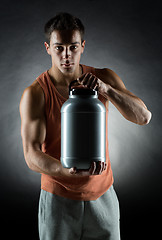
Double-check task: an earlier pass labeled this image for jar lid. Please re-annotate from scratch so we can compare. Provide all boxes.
[70,88,98,96]
[69,80,98,96]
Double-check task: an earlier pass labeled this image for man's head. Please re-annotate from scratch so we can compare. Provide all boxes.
[44,12,86,75]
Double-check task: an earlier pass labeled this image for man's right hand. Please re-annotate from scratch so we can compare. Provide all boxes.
[61,161,107,177]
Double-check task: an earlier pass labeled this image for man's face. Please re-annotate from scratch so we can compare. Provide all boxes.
[45,30,85,74]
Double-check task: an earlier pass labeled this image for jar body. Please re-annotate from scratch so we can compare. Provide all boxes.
[60,95,106,169]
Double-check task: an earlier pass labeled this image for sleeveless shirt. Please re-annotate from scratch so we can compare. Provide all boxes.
[36,64,114,201]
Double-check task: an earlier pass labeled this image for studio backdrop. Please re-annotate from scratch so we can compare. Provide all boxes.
[0,0,161,239]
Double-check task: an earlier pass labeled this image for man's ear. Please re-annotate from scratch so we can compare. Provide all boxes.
[44,42,51,55]
[81,40,86,53]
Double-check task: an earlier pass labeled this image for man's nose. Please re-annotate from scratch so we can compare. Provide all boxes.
[63,47,71,58]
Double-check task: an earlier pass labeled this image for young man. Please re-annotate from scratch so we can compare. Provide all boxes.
[19,12,152,240]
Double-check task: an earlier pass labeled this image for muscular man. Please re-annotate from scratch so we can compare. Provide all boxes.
[19,12,152,240]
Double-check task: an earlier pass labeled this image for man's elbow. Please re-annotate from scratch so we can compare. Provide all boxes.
[23,147,37,171]
[24,152,34,170]
[140,110,152,125]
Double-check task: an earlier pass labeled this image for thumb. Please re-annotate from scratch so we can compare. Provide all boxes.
[77,73,86,82]
[89,162,96,175]
[69,167,77,174]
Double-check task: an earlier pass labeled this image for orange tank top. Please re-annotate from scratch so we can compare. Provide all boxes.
[36,64,114,201]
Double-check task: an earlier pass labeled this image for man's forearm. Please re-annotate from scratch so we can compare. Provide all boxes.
[25,149,65,177]
[105,85,152,125]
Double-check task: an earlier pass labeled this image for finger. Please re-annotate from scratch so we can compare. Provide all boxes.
[79,73,92,86]
[94,161,101,175]
[99,162,104,173]
[101,162,105,172]
[77,73,88,83]
[89,161,96,175]
[82,73,91,85]
[104,163,107,171]
[94,84,99,91]
[94,80,99,90]
[86,75,96,88]
[90,78,98,89]
[98,161,104,174]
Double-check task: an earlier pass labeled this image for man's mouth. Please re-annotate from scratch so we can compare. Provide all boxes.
[62,63,74,67]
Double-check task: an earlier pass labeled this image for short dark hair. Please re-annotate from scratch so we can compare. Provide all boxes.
[44,12,85,45]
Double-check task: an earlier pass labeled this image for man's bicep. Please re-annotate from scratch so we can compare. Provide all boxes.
[19,87,46,155]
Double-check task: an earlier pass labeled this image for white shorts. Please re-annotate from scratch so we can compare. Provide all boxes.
[38,185,120,240]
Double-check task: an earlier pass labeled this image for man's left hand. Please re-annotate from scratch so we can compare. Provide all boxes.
[77,72,108,95]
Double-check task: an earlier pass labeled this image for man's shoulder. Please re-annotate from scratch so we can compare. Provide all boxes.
[94,66,105,74]
[86,64,110,76]
[83,64,106,76]
[21,83,44,105]
[94,66,112,74]
[21,74,45,107]
[92,66,112,85]
[29,70,48,94]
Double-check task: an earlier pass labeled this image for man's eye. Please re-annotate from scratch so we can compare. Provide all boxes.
[56,46,63,50]
[71,46,78,50]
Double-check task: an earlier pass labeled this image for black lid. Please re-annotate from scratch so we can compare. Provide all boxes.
[69,79,98,96]
[70,88,97,96]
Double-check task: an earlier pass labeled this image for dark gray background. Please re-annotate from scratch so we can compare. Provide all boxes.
[0,0,161,239]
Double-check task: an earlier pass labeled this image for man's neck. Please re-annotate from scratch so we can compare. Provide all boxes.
[48,64,83,87]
